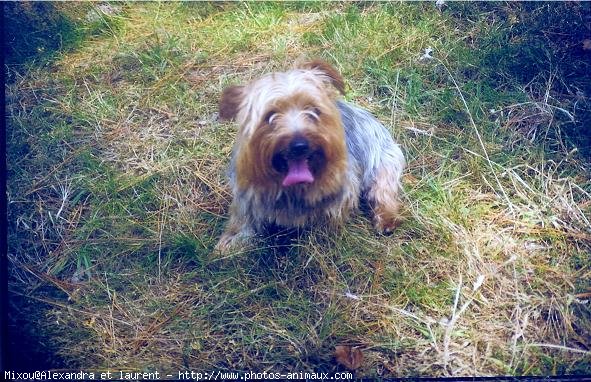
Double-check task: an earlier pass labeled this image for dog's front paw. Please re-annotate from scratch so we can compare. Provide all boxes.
[214,233,240,254]
[373,213,401,235]
[214,234,234,255]
[213,225,254,256]
[372,200,402,235]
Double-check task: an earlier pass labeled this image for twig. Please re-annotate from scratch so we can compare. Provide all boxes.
[525,343,590,355]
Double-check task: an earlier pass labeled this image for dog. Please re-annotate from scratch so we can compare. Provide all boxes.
[216,60,405,252]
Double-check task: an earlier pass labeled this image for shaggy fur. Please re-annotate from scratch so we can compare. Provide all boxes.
[216,61,405,252]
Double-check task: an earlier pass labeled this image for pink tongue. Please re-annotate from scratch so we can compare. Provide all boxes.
[282,160,314,187]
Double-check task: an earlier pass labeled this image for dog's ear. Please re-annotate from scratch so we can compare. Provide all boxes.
[300,60,346,95]
[219,85,245,121]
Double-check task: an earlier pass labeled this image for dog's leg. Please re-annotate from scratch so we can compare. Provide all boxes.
[367,164,403,234]
[215,204,255,253]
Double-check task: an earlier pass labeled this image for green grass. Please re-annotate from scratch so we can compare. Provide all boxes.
[6,1,590,377]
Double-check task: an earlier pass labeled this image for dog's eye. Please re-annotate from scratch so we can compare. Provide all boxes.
[305,107,321,122]
[265,110,277,125]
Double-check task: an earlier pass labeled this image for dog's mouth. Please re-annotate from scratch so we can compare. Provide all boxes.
[272,136,324,187]
[282,159,314,187]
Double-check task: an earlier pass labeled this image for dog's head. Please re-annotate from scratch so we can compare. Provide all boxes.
[220,61,348,194]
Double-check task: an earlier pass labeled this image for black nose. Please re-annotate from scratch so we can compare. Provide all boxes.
[288,136,309,158]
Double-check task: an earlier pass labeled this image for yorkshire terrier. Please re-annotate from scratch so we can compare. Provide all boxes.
[216,60,405,252]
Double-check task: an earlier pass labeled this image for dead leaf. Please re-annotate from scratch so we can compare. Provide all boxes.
[334,345,364,370]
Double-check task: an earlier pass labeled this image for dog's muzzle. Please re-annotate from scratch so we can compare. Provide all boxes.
[272,136,320,187]
[287,136,310,158]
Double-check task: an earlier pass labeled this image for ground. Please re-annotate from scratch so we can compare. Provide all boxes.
[6,2,591,377]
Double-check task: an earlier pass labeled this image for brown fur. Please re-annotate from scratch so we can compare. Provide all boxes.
[298,60,346,95]
[367,165,402,232]
[219,85,244,121]
[235,92,347,197]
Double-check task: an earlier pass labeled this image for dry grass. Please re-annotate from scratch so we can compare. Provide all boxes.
[6,1,590,378]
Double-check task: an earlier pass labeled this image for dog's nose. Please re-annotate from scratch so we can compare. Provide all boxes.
[288,136,309,158]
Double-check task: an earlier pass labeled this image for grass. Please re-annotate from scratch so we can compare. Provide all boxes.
[6,1,591,377]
